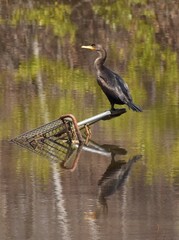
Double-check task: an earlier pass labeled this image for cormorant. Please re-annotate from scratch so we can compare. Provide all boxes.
[81,44,142,112]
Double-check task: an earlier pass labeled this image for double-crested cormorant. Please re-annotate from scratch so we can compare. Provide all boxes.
[81,44,142,112]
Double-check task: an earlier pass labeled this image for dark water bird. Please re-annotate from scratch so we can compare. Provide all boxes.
[81,44,142,112]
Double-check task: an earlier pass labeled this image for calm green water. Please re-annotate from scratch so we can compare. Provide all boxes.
[0,1,179,240]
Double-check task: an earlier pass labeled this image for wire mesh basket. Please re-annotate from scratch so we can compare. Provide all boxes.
[11,110,126,166]
[11,114,83,157]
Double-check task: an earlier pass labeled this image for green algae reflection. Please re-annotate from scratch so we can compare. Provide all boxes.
[11,3,76,42]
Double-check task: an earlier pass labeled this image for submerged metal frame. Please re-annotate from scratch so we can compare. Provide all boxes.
[57,109,126,143]
[11,109,126,157]
[59,114,84,143]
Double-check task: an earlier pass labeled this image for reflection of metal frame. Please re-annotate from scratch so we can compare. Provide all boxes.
[60,143,84,171]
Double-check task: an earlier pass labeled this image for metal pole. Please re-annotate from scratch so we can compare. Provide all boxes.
[77,109,126,128]
[77,110,111,127]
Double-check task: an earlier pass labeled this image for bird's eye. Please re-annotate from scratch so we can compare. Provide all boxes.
[91,43,96,47]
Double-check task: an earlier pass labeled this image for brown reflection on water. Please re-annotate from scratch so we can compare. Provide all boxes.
[0,0,179,240]
[1,138,179,240]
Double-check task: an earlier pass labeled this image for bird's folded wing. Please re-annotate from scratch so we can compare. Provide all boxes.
[113,73,133,102]
[98,75,130,104]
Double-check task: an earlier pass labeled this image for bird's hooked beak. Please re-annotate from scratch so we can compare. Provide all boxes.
[81,45,96,51]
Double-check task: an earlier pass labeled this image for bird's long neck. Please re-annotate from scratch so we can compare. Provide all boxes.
[94,48,107,71]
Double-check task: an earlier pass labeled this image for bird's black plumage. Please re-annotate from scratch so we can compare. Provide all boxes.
[81,44,142,112]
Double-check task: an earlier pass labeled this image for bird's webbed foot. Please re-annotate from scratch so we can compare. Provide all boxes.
[110,104,115,111]
[110,105,117,113]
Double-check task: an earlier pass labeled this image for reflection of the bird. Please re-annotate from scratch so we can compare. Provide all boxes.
[61,141,127,171]
[97,154,141,217]
[85,145,142,220]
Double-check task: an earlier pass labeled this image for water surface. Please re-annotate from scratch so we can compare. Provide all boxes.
[0,1,179,240]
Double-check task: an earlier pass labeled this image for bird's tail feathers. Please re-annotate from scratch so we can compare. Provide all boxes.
[127,102,142,112]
